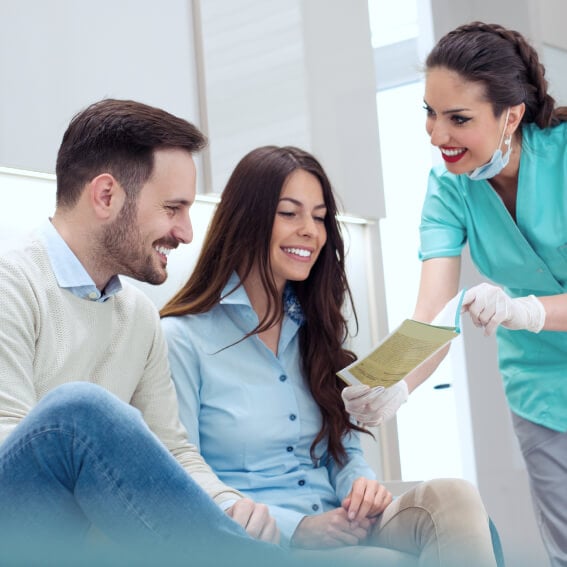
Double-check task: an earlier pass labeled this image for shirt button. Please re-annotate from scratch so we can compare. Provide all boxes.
[286,446,293,452]
[88,291,98,300]
[298,480,305,486]
[312,504,319,511]
[289,414,296,421]
[279,375,287,382]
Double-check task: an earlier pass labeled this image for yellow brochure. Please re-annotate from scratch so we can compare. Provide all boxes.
[337,290,465,388]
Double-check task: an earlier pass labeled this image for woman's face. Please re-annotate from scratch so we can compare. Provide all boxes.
[269,169,327,291]
[424,67,510,175]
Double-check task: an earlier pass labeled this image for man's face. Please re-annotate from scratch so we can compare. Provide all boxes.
[101,148,196,285]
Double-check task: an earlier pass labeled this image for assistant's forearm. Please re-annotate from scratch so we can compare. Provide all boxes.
[403,344,450,393]
[539,294,567,331]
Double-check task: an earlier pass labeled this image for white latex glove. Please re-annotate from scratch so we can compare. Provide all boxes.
[341,380,409,427]
[462,283,545,336]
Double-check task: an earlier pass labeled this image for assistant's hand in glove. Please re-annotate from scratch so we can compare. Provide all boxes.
[341,380,408,427]
[462,283,545,336]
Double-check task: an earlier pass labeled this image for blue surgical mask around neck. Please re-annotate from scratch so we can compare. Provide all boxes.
[466,108,512,181]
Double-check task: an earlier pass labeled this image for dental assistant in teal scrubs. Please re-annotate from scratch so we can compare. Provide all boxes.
[342,22,567,567]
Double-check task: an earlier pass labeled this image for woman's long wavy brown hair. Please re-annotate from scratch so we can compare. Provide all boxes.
[160,145,367,465]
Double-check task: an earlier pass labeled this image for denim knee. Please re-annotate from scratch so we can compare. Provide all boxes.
[41,381,121,408]
[31,382,143,441]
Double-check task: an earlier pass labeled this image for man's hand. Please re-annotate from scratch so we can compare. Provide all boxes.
[342,477,392,523]
[462,283,545,336]
[341,381,408,427]
[226,498,280,544]
[290,507,371,549]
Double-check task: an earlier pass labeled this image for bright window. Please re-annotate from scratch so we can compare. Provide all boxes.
[369,0,475,482]
[368,0,418,47]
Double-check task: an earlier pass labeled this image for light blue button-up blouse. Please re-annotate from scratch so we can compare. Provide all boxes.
[161,272,376,545]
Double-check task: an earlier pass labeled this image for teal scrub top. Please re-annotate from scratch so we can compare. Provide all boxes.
[419,122,567,432]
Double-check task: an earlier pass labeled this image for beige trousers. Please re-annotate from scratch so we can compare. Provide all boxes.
[292,478,497,567]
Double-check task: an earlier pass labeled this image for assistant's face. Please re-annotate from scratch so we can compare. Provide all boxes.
[269,169,327,292]
[102,148,196,285]
[424,67,510,175]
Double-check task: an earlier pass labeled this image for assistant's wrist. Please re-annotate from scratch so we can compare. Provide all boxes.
[527,294,545,333]
[512,294,545,333]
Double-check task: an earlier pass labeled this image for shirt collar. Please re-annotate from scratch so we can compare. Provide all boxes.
[220,271,305,325]
[39,219,122,302]
[219,271,250,306]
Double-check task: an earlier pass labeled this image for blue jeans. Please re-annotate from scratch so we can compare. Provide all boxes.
[0,382,504,567]
[0,382,285,566]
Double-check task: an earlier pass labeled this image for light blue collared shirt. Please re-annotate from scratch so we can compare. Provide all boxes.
[161,272,375,546]
[38,220,122,302]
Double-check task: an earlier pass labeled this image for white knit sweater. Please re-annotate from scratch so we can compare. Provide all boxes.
[0,235,242,506]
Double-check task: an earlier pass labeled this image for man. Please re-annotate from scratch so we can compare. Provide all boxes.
[0,99,281,565]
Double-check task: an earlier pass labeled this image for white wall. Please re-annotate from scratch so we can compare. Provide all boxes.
[198,0,385,219]
[428,0,540,40]
[0,0,204,187]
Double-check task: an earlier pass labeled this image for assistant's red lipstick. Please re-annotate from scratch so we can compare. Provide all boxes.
[440,147,467,163]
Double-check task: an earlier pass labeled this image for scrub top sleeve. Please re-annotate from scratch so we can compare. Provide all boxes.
[419,167,467,260]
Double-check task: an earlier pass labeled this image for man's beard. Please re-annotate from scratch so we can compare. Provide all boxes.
[99,197,167,285]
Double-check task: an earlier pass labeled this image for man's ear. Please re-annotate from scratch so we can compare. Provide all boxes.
[88,174,125,220]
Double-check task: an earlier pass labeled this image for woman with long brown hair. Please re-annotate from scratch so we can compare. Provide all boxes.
[160,145,498,565]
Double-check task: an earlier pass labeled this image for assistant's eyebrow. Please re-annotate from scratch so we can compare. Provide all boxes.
[423,100,471,115]
[279,197,326,210]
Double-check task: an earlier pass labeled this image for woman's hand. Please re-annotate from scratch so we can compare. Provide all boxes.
[226,498,280,544]
[342,477,392,523]
[290,507,371,549]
